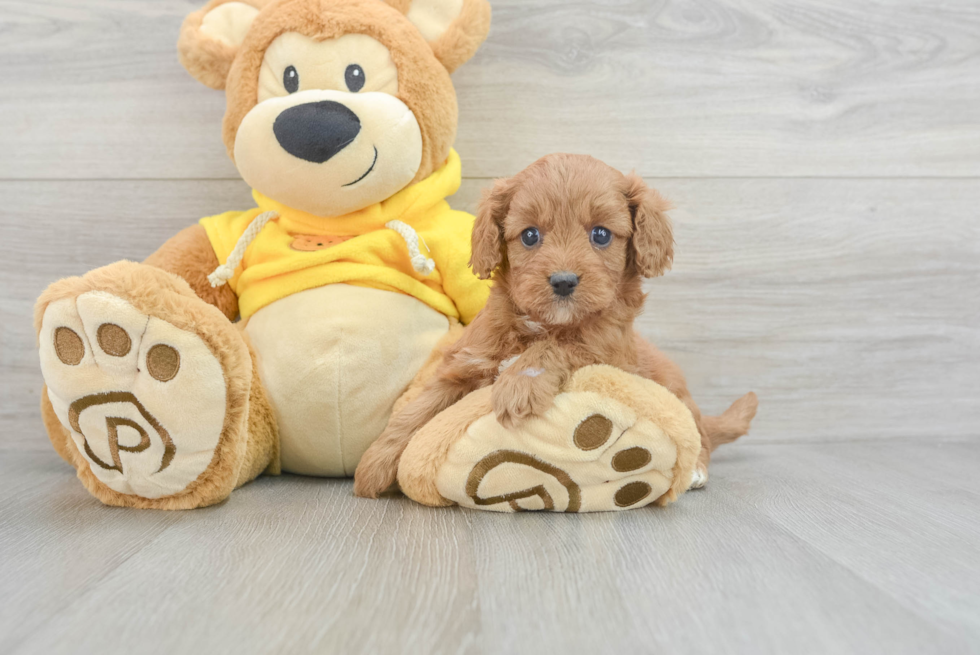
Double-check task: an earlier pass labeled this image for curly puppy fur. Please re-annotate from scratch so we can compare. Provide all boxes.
[354,154,757,498]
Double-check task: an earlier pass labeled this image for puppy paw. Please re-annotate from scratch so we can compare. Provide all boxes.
[491,368,557,429]
[688,463,708,489]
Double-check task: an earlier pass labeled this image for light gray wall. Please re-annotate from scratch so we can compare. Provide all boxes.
[1,0,978,449]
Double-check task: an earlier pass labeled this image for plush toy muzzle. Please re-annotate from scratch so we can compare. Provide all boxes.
[234,88,423,217]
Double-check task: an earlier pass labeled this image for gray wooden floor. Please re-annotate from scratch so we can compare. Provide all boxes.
[1,1,978,653]
[3,442,979,654]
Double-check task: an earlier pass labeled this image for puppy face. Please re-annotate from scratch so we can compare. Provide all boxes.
[471,154,674,326]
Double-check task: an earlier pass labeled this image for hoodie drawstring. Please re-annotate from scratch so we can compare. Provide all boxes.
[207,211,278,287]
[386,220,436,276]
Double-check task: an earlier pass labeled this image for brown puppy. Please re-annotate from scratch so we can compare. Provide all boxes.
[354,153,757,498]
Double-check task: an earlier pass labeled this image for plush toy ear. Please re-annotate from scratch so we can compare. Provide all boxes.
[177,0,267,90]
[624,174,674,278]
[398,0,492,73]
[470,177,515,280]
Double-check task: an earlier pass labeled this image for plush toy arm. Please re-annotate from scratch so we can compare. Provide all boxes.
[143,225,239,320]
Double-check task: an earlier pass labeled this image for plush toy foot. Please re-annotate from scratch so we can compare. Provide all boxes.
[398,365,702,512]
[36,261,255,509]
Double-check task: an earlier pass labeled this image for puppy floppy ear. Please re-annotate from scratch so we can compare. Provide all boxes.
[624,174,674,278]
[391,0,492,73]
[178,0,267,90]
[470,177,515,280]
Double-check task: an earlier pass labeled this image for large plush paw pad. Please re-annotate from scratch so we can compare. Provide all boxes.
[39,291,228,499]
[435,389,691,513]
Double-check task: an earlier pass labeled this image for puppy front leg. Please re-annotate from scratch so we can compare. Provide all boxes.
[492,343,569,429]
[354,376,478,498]
[354,314,503,498]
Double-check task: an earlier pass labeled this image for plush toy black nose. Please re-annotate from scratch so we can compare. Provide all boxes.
[273,101,361,164]
[550,272,579,297]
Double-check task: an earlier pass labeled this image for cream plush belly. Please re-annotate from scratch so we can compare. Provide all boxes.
[245,284,449,476]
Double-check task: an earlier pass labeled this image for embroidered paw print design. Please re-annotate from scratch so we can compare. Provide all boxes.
[466,450,581,511]
[39,291,228,498]
[68,392,176,475]
[437,393,683,512]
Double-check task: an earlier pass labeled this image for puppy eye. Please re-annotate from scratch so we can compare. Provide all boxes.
[283,66,299,94]
[590,226,612,248]
[345,64,366,92]
[520,228,540,247]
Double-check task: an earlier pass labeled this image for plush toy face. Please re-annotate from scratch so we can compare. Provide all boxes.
[236,31,422,215]
[179,0,491,217]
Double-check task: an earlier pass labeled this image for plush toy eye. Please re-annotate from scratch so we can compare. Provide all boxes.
[520,228,540,247]
[283,66,299,94]
[345,64,365,92]
[590,226,612,247]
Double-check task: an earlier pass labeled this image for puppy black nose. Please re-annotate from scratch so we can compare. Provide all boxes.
[273,101,361,164]
[550,272,579,297]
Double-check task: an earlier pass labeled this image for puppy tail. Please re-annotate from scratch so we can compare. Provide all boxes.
[703,392,758,453]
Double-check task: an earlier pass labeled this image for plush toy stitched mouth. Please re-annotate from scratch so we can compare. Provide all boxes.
[343,146,379,187]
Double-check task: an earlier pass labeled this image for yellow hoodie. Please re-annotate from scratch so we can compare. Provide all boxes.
[200,150,489,321]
